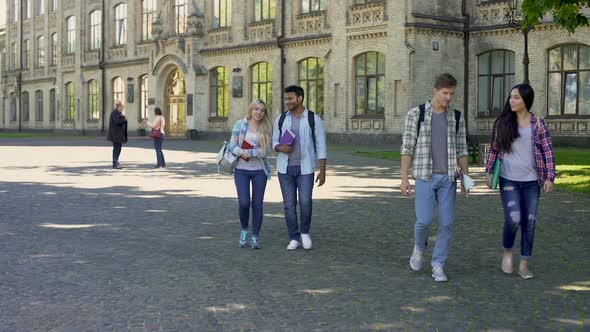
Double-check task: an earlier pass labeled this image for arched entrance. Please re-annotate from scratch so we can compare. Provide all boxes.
[164,69,186,137]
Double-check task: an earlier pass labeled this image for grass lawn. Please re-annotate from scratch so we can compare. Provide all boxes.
[554,148,590,194]
[353,148,590,194]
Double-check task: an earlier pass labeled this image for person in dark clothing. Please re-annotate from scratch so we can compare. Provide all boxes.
[107,100,128,169]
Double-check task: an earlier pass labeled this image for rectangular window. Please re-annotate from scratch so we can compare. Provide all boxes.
[142,0,156,40]
[115,4,127,45]
[24,0,32,19]
[174,0,188,35]
[113,77,125,106]
[13,0,18,22]
[478,50,515,117]
[140,75,149,119]
[301,0,327,14]
[90,11,102,50]
[23,40,30,69]
[51,33,57,65]
[37,0,45,15]
[547,44,590,116]
[11,43,18,70]
[36,36,45,67]
[67,17,76,54]
[254,0,275,22]
[50,0,57,12]
[213,0,232,28]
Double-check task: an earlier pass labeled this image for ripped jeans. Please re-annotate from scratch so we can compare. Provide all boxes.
[499,177,540,259]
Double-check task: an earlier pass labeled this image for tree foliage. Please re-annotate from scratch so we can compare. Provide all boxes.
[521,0,590,32]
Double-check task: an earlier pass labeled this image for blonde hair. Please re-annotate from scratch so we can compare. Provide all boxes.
[247,99,273,151]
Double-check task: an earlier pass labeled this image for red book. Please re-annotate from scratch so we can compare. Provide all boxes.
[240,138,255,161]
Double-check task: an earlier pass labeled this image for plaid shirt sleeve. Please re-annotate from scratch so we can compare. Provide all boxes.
[228,120,244,156]
[455,112,468,159]
[539,119,556,182]
[401,107,419,156]
[485,125,499,173]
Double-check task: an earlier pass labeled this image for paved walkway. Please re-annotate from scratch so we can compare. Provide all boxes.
[0,137,588,331]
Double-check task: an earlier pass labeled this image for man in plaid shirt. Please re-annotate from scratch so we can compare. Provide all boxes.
[400,73,469,282]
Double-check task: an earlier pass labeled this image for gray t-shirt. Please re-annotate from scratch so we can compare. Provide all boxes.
[236,130,264,171]
[431,111,449,174]
[288,115,303,166]
[501,126,537,182]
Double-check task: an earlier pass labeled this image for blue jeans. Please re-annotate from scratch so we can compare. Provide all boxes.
[234,169,268,237]
[414,174,457,267]
[153,135,166,167]
[499,177,540,259]
[278,166,314,241]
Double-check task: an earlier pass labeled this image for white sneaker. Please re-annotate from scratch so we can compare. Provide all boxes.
[287,240,301,250]
[432,265,448,282]
[301,234,312,250]
[409,246,423,271]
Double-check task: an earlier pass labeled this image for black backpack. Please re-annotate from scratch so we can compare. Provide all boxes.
[278,111,317,152]
[417,103,461,138]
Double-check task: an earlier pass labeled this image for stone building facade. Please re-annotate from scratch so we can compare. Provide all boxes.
[0,0,589,144]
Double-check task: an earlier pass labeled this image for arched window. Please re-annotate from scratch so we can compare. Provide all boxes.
[10,93,17,122]
[22,92,30,122]
[174,0,188,35]
[477,50,515,117]
[213,0,232,29]
[210,67,230,118]
[88,80,100,120]
[354,51,385,115]
[113,77,125,107]
[142,0,157,40]
[66,16,76,54]
[35,90,43,121]
[251,62,273,110]
[114,4,127,45]
[49,89,56,121]
[90,10,102,50]
[548,44,590,116]
[65,82,75,119]
[139,74,149,119]
[298,57,324,116]
[36,36,45,67]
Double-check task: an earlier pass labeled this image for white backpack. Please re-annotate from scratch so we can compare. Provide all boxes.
[216,141,238,175]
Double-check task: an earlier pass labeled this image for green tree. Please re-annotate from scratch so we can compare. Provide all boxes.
[521,0,590,32]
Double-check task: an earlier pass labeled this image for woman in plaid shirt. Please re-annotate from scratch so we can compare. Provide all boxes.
[485,83,555,280]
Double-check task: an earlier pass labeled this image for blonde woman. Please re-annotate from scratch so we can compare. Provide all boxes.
[228,99,273,249]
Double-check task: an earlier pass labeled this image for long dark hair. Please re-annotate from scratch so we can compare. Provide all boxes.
[154,107,162,116]
[492,84,535,153]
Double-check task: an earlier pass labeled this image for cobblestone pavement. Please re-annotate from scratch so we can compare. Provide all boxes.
[0,137,588,331]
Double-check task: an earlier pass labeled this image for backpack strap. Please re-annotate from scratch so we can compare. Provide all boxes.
[278,112,287,140]
[308,110,317,152]
[417,104,426,138]
[454,109,461,135]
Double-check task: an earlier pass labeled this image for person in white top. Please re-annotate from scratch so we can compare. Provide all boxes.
[143,107,166,168]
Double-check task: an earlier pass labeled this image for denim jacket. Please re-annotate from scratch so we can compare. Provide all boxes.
[228,118,272,180]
